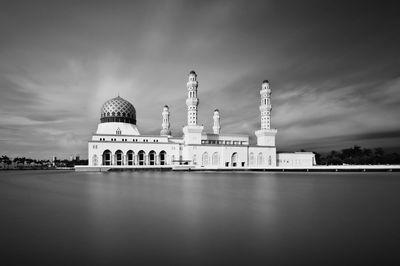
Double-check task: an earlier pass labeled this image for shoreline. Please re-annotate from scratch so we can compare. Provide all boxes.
[75,165,400,172]
[2,165,399,172]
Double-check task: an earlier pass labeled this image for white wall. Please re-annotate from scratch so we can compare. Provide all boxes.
[183,145,249,167]
[249,146,277,167]
[277,152,316,167]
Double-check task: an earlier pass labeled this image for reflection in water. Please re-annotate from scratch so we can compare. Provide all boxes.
[0,170,400,265]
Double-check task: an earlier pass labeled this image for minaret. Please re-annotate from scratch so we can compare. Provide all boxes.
[160,105,171,136]
[255,80,277,146]
[213,109,220,134]
[186,70,199,125]
[182,70,204,145]
[260,80,271,129]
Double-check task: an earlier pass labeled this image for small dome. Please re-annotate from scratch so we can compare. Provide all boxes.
[189,70,196,75]
[100,96,136,124]
[262,79,269,84]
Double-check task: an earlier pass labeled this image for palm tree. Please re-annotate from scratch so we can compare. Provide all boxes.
[1,155,12,169]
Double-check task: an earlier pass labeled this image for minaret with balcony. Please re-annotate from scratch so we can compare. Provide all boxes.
[213,109,220,134]
[160,105,171,136]
[186,70,199,125]
[255,80,277,146]
[183,70,203,144]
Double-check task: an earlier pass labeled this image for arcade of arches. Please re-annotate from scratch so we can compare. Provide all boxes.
[96,150,168,166]
[94,150,273,167]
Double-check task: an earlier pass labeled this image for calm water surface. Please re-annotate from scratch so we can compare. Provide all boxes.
[1,170,399,265]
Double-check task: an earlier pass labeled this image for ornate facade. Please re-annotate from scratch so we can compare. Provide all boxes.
[87,71,315,168]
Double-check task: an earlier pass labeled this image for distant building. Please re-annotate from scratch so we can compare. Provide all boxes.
[86,71,315,168]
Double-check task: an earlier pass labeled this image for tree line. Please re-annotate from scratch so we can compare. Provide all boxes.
[0,155,88,169]
[314,146,400,165]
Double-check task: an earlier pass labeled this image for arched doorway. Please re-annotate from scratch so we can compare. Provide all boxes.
[202,152,209,166]
[231,152,238,167]
[115,150,123,165]
[257,152,263,166]
[127,150,134,165]
[138,150,145,165]
[149,150,156,165]
[102,150,112,165]
[212,152,219,166]
[159,151,166,165]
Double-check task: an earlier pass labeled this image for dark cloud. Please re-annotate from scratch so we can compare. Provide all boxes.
[280,129,400,154]
[348,130,400,142]
[0,0,399,159]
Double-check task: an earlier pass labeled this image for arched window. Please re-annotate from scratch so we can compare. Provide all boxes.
[159,151,167,165]
[268,156,272,166]
[115,150,123,165]
[192,154,197,165]
[138,150,145,165]
[112,112,115,116]
[257,153,263,166]
[127,150,134,165]
[202,152,209,166]
[231,152,238,167]
[149,150,156,165]
[212,152,219,166]
[102,150,112,165]
[249,152,255,166]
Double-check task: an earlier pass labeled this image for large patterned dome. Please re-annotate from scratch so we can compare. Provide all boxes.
[100,96,136,124]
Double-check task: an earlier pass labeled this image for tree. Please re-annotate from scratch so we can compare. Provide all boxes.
[317,146,400,165]
[1,155,12,169]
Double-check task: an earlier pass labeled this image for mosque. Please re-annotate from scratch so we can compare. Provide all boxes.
[84,71,315,170]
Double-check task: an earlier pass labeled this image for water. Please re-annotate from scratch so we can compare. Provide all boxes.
[1,170,399,265]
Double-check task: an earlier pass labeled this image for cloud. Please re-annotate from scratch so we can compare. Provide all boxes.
[0,1,399,159]
[272,76,400,151]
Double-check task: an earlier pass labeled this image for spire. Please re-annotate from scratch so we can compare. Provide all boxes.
[186,70,199,126]
[182,71,204,145]
[160,105,171,136]
[255,79,277,147]
[260,80,271,130]
[213,109,220,134]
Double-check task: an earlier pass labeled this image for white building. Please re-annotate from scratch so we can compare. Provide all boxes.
[87,71,315,169]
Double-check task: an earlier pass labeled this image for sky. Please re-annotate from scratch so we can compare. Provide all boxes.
[0,0,399,159]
